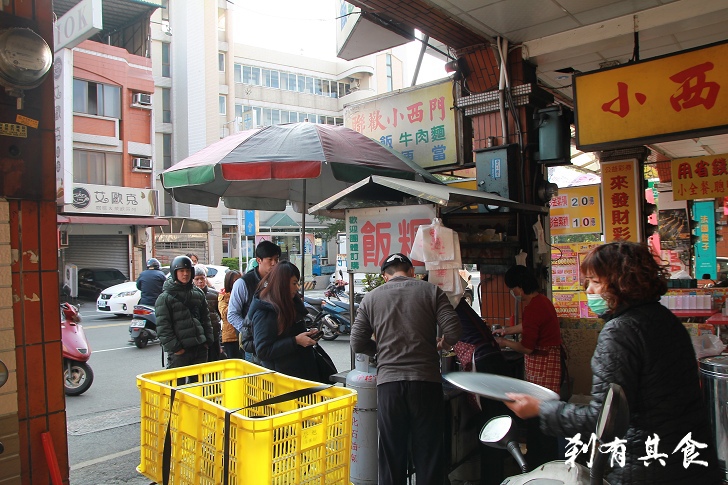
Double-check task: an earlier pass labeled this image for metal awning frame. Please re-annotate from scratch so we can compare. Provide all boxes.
[308,175,548,219]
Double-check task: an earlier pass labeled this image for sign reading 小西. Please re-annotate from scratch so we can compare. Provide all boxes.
[670,153,728,201]
[549,185,602,235]
[345,205,436,273]
[344,80,456,169]
[601,159,641,242]
[574,41,728,151]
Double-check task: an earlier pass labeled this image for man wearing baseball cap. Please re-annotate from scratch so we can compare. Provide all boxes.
[351,252,461,485]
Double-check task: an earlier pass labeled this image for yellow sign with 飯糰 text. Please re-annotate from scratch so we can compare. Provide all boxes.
[670,153,728,201]
[574,41,728,151]
[601,159,641,242]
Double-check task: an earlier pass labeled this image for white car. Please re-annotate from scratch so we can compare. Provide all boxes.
[162,264,231,292]
[96,281,140,316]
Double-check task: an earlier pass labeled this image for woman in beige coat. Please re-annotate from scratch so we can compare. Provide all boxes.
[218,269,242,359]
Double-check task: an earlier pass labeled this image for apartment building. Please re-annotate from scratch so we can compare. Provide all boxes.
[150,0,405,265]
[54,1,165,283]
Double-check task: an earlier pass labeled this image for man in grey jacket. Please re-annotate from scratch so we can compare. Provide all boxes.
[350,253,461,485]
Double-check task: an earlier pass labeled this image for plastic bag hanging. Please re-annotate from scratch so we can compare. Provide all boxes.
[410,218,456,263]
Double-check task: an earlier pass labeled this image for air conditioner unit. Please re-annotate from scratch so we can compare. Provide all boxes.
[132,157,153,171]
[132,93,152,107]
[161,20,172,35]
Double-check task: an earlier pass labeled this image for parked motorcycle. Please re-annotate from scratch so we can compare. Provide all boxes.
[129,304,158,348]
[61,303,93,396]
[313,297,358,340]
[303,295,324,329]
[479,383,629,485]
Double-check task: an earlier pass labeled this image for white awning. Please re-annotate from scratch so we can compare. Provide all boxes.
[308,175,548,218]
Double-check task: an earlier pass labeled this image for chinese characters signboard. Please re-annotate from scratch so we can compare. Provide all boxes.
[64,183,159,216]
[692,200,717,279]
[549,185,602,235]
[345,205,436,273]
[670,152,728,201]
[344,80,456,169]
[601,159,641,242]
[574,41,728,151]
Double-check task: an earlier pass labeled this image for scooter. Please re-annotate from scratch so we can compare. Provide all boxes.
[303,295,324,329]
[313,297,358,340]
[61,303,94,396]
[129,304,158,348]
[479,383,629,485]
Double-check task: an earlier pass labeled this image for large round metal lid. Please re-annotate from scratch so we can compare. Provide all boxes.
[699,354,728,373]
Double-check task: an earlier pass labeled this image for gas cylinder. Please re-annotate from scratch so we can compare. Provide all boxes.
[346,353,378,485]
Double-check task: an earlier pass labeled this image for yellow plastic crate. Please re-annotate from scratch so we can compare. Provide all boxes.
[137,359,356,485]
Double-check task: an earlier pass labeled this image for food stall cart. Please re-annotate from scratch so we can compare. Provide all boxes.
[310,174,549,484]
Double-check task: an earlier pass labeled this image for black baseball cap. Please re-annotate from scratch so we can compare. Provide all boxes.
[381,253,413,273]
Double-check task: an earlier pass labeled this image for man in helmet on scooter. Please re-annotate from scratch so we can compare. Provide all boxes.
[136,258,167,306]
[156,255,213,371]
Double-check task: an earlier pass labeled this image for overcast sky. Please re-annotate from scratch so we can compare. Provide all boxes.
[232,0,447,85]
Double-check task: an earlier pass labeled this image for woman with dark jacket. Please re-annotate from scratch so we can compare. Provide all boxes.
[248,261,320,380]
[505,242,721,485]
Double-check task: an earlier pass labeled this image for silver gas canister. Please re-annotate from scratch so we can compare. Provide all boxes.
[699,354,728,481]
[346,353,378,484]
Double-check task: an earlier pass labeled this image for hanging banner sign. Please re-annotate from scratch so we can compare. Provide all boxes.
[693,200,717,279]
[601,159,641,242]
[345,205,436,273]
[549,185,602,235]
[574,40,728,151]
[670,152,728,201]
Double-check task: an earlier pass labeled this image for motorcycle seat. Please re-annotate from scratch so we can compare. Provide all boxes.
[304,296,324,306]
[330,299,358,311]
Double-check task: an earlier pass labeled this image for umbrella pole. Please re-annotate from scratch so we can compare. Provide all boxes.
[301,179,306,297]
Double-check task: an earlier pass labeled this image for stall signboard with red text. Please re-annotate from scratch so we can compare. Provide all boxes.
[549,185,602,235]
[345,205,436,273]
[574,41,728,151]
[601,159,641,242]
[670,153,728,200]
[343,80,456,169]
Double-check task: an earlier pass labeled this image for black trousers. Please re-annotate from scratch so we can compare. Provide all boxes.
[166,345,208,385]
[377,381,445,485]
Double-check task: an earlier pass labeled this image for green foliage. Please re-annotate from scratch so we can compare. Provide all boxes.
[362,273,385,292]
[220,257,246,271]
[313,215,345,241]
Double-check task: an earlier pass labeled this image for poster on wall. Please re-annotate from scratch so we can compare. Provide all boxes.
[657,208,690,250]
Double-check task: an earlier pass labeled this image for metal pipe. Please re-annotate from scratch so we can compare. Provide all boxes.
[411,34,429,87]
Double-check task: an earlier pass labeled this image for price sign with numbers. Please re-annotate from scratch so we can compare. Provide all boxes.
[549,184,602,235]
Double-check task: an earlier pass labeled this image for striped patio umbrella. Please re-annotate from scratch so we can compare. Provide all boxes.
[161,122,440,212]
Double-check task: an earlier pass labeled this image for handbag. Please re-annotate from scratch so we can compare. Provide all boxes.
[312,344,338,384]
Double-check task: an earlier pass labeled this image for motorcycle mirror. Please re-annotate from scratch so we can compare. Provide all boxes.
[479,415,513,449]
[479,415,528,473]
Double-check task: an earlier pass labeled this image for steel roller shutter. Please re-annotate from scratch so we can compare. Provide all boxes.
[65,235,130,278]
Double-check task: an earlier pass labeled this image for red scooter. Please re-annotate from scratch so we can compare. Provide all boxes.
[61,303,94,396]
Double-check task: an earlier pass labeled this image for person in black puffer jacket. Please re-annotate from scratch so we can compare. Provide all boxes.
[156,255,212,370]
[504,242,721,485]
[193,264,223,361]
[248,261,320,381]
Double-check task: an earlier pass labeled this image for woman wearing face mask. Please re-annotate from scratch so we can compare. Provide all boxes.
[505,242,721,485]
[494,264,563,469]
